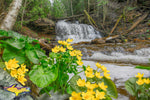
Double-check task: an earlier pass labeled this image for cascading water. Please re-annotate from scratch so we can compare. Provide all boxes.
[55,20,102,43]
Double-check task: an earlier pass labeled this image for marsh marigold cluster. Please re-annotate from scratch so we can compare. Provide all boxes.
[5,58,28,85]
[70,63,111,100]
[52,38,83,66]
[135,72,150,85]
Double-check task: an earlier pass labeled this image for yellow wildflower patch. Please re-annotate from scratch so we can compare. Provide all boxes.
[77,79,86,87]
[135,73,144,78]
[98,82,108,91]
[77,60,83,66]
[95,71,103,79]
[5,58,19,70]
[66,38,73,42]
[69,91,82,100]
[136,78,144,85]
[104,72,111,79]
[18,75,27,86]
[96,90,106,99]
[85,71,94,78]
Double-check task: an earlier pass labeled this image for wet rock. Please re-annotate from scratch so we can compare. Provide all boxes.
[91,38,106,44]
[0,68,33,100]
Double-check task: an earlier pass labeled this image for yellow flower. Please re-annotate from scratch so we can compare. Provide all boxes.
[87,89,96,95]
[77,79,85,87]
[5,58,19,70]
[101,65,109,72]
[77,60,83,66]
[66,38,73,42]
[52,47,59,53]
[60,46,66,52]
[3,68,6,71]
[69,91,82,100]
[21,64,28,73]
[10,69,18,78]
[85,71,94,78]
[96,63,102,68]
[17,68,25,76]
[69,51,76,56]
[98,82,108,91]
[85,82,97,90]
[67,45,73,50]
[95,71,103,79]
[86,66,93,72]
[74,50,82,56]
[104,72,111,79]
[17,75,27,85]
[58,40,63,44]
[136,78,144,85]
[76,55,82,60]
[82,92,94,100]
[135,73,144,79]
[96,90,106,99]
[62,41,68,45]
[143,78,150,84]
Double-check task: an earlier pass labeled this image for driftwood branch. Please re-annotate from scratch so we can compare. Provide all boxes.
[110,15,123,34]
[122,12,149,35]
[83,10,104,33]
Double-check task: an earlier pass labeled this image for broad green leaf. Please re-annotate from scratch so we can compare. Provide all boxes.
[125,77,137,96]
[29,65,58,88]
[69,75,82,92]
[35,49,47,58]
[0,62,5,68]
[2,47,25,64]
[102,77,118,98]
[5,39,25,49]
[25,50,39,64]
[105,96,112,100]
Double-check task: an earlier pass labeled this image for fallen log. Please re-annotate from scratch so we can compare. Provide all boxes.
[91,35,120,44]
[122,12,149,35]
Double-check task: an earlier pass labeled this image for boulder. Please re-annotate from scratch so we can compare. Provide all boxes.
[0,68,33,100]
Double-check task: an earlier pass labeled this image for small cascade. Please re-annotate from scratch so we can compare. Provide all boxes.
[55,20,102,43]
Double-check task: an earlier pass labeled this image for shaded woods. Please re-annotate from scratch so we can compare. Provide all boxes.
[0,0,149,37]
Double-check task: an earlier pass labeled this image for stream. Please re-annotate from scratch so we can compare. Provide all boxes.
[55,20,150,100]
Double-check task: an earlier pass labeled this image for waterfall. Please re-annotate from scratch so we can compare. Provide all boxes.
[55,20,102,43]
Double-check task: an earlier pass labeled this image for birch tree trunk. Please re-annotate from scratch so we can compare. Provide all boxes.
[0,0,23,31]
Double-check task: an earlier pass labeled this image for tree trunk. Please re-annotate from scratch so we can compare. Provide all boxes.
[0,0,4,14]
[70,0,73,16]
[0,0,23,31]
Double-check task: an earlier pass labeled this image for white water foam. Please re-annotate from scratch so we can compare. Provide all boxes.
[88,48,150,65]
[55,20,102,43]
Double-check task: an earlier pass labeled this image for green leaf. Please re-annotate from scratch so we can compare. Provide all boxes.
[69,75,82,92]
[39,86,54,95]
[102,77,118,98]
[5,39,25,49]
[25,50,39,64]
[0,62,5,68]
[29,65,58,88]
[35,49,47,58]
[49,52,57,58]
[2,47,26,64]
[135,66,150,70]
[125,77,137,96]
[67,86,73,94]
